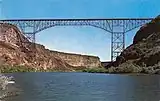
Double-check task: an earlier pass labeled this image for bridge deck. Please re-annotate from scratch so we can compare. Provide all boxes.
[0,18,154,21]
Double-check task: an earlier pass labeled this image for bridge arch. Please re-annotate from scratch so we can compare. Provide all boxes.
[34,24,111,34]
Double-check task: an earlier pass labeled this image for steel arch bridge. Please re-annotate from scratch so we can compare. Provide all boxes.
[0,18,153,61]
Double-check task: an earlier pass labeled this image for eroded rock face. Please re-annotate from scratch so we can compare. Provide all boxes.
[133,15,160,44]
[0,23,101,71]
[110,15,160,73]
[50,51,101,68]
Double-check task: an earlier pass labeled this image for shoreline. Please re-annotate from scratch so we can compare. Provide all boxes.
[0,65,159,75]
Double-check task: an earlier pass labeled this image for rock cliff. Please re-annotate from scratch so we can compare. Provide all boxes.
[108,15,160,74]
[0,23,101,71]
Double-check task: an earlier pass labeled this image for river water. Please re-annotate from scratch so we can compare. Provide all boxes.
[0,73,160,101]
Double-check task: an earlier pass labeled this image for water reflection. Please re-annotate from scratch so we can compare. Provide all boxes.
[1,73,160,101]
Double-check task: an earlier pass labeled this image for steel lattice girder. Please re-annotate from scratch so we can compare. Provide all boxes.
[0,18,153,61]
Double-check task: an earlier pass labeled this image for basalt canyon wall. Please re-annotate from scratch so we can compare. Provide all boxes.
[0,23,101,71]
[51,51,101,67]
[108,15,160,74]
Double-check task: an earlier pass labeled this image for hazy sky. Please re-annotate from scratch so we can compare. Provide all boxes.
[0,0,160,61]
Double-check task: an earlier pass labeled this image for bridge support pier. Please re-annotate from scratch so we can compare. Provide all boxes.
[111,32,125,61]
[110,20,125,61]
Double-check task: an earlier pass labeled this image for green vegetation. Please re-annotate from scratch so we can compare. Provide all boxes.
[2,64,159,74]
[0,65,72,73]
[0,65,36,73]
[81,67,109,73]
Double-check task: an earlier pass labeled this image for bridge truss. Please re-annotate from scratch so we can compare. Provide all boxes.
[0,18,153,61]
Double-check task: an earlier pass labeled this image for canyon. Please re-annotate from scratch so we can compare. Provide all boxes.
[0,23,102,72]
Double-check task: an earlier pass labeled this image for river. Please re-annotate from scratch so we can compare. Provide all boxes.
[1,73,160,101]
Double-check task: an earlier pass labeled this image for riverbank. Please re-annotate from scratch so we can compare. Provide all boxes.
[0,65,106,73]
[81,63,160,75]
[0,64,160,75]
[0,65,72,73]
[81,67,109,73]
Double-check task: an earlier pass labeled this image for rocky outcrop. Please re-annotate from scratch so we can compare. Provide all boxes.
[50,51,101,68]
[109,15,160,74]
[101,61,112,68]
[133,15,160,44]
[0,23,101,71]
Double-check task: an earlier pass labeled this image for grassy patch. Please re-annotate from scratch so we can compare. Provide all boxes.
[81,67,109,73]
[0,65,36,73]
[0,65,74,73]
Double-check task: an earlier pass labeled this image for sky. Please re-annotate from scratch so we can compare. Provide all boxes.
[0,0,160,61]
